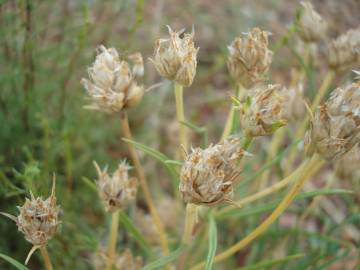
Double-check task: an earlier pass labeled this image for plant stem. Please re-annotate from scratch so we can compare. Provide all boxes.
[284,70,335,174]
[120,111,169,255]
[106,210,120,270]
[241,136,253,151]
[40,246,53,270]
[221,84,243,141]
[191,154,324,270]
[182,203,197,245]
[174,82,188,152]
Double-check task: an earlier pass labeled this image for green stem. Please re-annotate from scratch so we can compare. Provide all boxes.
[174,82,188,152]
[106,210,120,270]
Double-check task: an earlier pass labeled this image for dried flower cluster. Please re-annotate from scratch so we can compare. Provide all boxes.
[1,178,60,263]
[297,1,327,43]
[150,26,198,87]
[94,161,138,213]
[327,27,360,72]
[227,28,273,88]
[93,247,143,270]
[179,137,247,205]
[305,81,360,160]
[81,46,144,113]
[239,84,289,137]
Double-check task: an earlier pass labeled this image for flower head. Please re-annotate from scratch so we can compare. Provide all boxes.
[1,177,60,264]
[179,137,247,205]
[150,26,199,87]
[239,84,289,137]
[94,161,138,212]
[327,27,360,72]
[305,82,360,160]
[297,1,327,43]
[227,28,273,88]
[81,46,144,112]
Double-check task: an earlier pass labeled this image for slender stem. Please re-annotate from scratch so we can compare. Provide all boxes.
[191,154,324,270]
[257,128,286,189]
[106,210,120,270]
[182,203,197,245]
[284,70,335,174]
[221,84,244,141]
[40,246,53,270]
[241,136,253,151]
[120,111,169,255]
[174,82,188,152]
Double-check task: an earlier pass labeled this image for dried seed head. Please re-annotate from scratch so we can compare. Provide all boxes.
[94,161,138,212]
[179,137,247,205]
[150,26,199,87]
[305,81,360,160]
[334,144,360,179]
[282,84,306,121]
[1,177,60,264]
[81,45,144,113]
[227,28,273,88]
[93,246,143,270]
[240,84,289,137]
[297,1,327,43]
[327,27,360,72]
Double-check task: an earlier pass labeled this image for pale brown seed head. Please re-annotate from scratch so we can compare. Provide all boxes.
[327,27,360,72]
[227,28,273,88]
[81,46,144,112]
[13,179,60,247]
[282,83,306,121]
[239,84,289,137]
[179,137,247,205]
[94,161,138,213]
[297,1,327,43]
[305,81,360,160]
[150,26,198,87]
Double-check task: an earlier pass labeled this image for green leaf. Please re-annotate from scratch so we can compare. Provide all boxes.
[218,189,353,220]
[179,120,208,147]
[81,176,97,192]
[235,253,304,270]
[205,215,217,270]
[141,245,185,270]
[118,211,153,257]
[0,253,29,270]
[122,138,179,186]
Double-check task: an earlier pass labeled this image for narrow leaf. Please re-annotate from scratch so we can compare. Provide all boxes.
[235,253,304,270]
[205,215,217,270]
[81,176,97,192]
[118,211,153,257]
[141,246,185,270]
[0,254,29,270]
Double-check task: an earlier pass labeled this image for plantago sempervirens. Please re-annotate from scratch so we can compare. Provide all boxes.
[81,46,144,113]
[227,28,273,88]
[179,137,248,205]
[1,177,60,264]
[94,161,138,213]
[239,84,289,137]
[297,1,327,43]
[305,81,360,160]
[150,26,199,87]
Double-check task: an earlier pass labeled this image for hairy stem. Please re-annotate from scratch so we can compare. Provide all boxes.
[106,210,119,270]
[40,246,53,270]
[175,82,188,152]
[120,111,169,255]
[192,154,324,270]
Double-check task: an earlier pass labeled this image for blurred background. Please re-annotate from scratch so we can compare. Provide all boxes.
[0,0,359,269]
